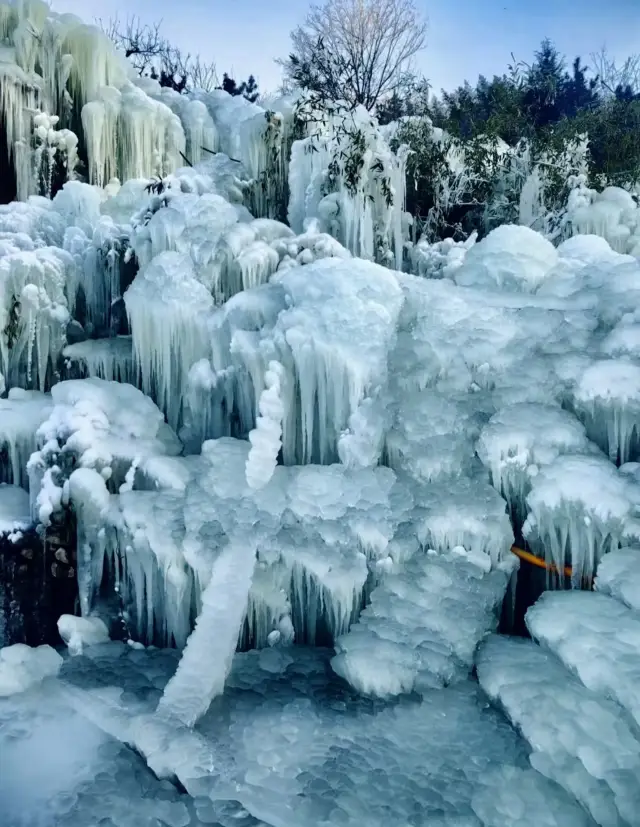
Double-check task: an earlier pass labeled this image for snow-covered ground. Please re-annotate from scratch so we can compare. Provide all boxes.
[1,1,640,825]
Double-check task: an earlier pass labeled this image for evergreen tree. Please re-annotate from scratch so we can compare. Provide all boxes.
[218,72,260,103]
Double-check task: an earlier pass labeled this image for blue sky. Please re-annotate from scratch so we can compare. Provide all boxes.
[51,0,639,96]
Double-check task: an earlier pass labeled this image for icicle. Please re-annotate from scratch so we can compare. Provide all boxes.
[157,535,257,727]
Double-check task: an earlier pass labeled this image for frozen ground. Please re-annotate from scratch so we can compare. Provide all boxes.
[0,642,594,827]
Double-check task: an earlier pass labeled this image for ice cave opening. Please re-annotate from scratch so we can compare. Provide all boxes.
[1,2,640,826]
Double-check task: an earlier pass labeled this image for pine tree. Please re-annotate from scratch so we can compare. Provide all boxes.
[218,72,260,103]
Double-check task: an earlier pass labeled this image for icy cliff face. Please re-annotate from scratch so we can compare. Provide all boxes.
[2,6,640,822]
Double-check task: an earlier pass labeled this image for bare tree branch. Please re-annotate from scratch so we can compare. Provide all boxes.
[280,0,427,109]
[101,15,218,92]
[590,46,640,96]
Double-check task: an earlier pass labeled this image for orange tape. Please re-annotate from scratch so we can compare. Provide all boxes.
[511,545,573,578]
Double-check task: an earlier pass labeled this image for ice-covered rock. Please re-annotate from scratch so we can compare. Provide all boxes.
[595,546,640,611]
[57,614,110,655]
[477,634,640,827]
[0,643,62,696]
[526,590,640,727]
[523,453,632,584]
[454,225,558,292]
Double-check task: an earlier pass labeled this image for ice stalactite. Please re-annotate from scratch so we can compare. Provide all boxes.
[0,388,52,488]
[0,246,74,390]
[287,104,409,268]
[523,454,633,585]
[245,361,285,490]
[157,535,258,727]
[124,251,214,431]
[476,403,593,527]
[571,359,640,464]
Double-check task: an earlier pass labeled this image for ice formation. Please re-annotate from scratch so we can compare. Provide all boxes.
[3,5,640,822]
[0,643,62,696]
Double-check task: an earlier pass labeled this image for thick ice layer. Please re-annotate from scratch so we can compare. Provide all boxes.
[572,359,640,463]
[332,549,514,697]
[523,453,632,584]
[124,251,213,430]
[99,438,401,650]
[0,676,195,827]
[476,403,593,525]
[454,225,558,293]
[0,643,62,696]
[477,634,640,827]
[204,257,403,464]
[526,590,640,727]
[412,477,515,564]
[63,336,135,384]
[0,388,52,488]
[595,546,640,611]
[47,642,589,827]
[0,483,30,537]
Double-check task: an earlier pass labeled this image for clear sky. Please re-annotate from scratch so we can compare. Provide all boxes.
[51,0,639,96]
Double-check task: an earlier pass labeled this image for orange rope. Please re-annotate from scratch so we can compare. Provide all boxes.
[511,545,573,578]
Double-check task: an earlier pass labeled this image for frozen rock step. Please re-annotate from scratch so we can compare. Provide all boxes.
[595,546,640,612]
[332,548,515,697]
[62,335,135,384]
[526,591,640,728]
[477,634,640,827]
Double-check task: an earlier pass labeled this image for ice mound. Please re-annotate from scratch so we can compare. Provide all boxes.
[0,388,52,488]
[453,225,558,292]
[476,403,594,525]
[58,614,110,655]
[63,336,135,384]
[526,590,640,727]
[412,477,515,563]
[210,257,404,464]
[572,358,640,463]
[0,483,31,539]
[595,546,640,611]
[477,634,640,827]
[332,548,514,697]
[0,643,62,696]
[385,389,482,483]
[601,321,640,359]
[523,453,632,584]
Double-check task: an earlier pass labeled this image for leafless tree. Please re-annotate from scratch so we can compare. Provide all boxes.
[101,16,218,92]
[590,46,640,96]
[279,0,427,110]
